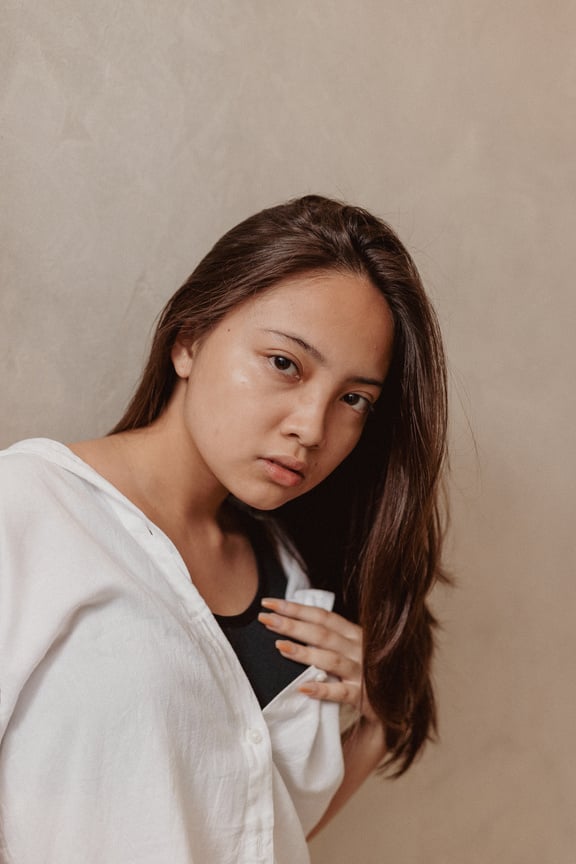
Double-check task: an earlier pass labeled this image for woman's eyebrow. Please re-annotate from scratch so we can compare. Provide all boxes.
[262,329,385,388]
[263,329,325,363]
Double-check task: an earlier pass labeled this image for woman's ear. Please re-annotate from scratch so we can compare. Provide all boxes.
[171,339,196,379]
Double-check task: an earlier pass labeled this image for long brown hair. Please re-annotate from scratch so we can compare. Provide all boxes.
[112,195,448,776]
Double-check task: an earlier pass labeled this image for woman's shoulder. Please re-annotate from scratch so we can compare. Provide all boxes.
[0,438,94,516]
[1,437,68,478]
[0,438,55,485]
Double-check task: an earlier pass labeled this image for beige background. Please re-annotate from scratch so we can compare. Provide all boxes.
[1,2,574,861]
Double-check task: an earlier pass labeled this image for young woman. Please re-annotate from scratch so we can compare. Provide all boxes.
[0,195,447,863]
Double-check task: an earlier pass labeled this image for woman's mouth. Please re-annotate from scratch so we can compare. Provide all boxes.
[260,457,305,488]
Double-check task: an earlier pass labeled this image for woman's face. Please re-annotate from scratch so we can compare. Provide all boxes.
[171,269,394,510]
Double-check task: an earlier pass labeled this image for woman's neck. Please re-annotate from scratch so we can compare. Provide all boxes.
[70,419,259,614]
[69,415,230,538]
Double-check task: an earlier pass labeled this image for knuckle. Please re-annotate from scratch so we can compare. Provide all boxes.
[315,613,328,628]
[344,682,357,705]
[331,653,346,675]
[281,617,295,635]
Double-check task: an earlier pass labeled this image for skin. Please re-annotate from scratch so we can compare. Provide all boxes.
[258,598,387,837]
[71,268,394,830]
[169,268,393,513]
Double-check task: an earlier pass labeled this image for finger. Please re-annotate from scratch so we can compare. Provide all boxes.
[297,679,362,708]
[261,598,360,642]
[297,673,379,723]
[275,639,361,681]
[258,611,362,661]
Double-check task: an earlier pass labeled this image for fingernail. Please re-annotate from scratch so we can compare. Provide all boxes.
[275,640,294,655]
[261,598,282,610]
[298,684,316,695]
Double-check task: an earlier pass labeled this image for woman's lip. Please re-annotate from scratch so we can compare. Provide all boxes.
[264,455,306,475]
[260,457,305,487]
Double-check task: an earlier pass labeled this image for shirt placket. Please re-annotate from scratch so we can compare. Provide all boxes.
[131,514,277,863]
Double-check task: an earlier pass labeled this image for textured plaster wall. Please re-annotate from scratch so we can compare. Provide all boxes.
[1,2,574,862]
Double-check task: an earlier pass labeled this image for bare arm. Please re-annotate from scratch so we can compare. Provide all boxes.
[258,599,387,838]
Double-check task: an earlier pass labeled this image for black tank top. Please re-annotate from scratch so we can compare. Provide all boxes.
[214,521,307,708]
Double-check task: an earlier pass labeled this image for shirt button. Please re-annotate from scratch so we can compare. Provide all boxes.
[314,671,328,682]
[247,728,262,745]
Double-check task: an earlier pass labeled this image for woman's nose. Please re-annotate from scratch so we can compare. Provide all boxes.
[280,396,328,449]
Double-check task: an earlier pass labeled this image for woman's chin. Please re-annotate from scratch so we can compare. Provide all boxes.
[229,483,306,513]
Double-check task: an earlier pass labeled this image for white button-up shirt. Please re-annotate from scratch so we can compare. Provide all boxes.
[0,439,344,864]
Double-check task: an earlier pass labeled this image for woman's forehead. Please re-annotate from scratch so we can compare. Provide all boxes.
[224,270,394,376]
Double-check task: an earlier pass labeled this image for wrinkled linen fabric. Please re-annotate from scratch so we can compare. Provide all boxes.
[0,439,343,864]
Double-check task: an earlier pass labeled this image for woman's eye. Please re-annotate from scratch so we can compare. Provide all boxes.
[341,392,373,414]
[270,355,299,377]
